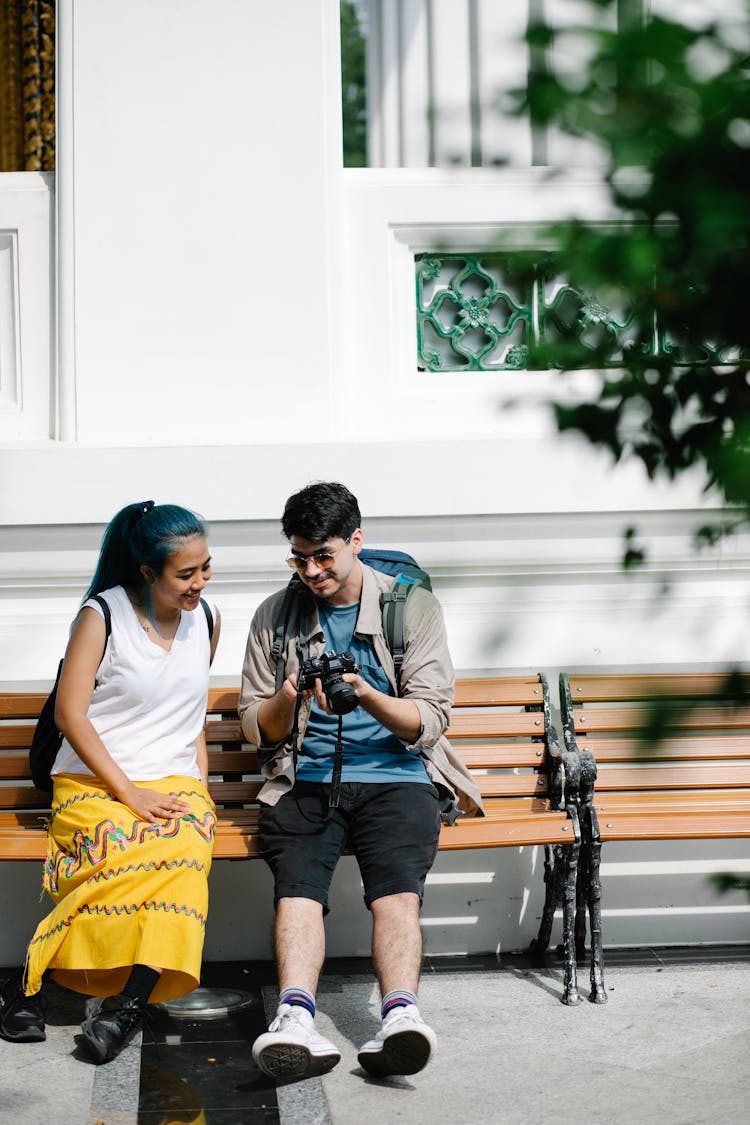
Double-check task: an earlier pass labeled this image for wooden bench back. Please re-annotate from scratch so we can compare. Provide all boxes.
[0,674,575,859]
[559,672,750,842]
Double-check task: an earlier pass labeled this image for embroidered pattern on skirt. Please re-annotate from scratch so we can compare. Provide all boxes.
[24,775,216,1002]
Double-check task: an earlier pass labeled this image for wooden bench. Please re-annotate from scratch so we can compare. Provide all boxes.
[559,671,750,1004]
[0,674,596,1004]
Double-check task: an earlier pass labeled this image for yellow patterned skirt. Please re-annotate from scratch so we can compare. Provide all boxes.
[24,775,216,1003]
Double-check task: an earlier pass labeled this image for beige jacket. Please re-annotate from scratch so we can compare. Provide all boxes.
[238,563,483,817]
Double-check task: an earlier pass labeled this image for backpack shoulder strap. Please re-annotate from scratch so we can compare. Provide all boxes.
[199,596,214,641]
[271,576,309,693]
[91,593,112,650]
[379,575,424,694]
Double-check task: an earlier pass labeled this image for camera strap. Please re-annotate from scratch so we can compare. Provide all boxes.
[329,715,344,810]
[290,691,304,776]
[290,691,344,813]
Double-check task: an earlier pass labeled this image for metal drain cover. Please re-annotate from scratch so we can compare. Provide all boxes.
[158,986,255,1019]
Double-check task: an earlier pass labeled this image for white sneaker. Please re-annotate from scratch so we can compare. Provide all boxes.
[357,1004,437,1077]
[252,1003,341,1081]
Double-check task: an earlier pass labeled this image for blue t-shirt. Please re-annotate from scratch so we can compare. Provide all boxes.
[296,601,429,785]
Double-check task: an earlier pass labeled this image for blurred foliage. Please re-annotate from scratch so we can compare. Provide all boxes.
[710,872,750,897]
[514,1,750,544]
[341,0,367,167]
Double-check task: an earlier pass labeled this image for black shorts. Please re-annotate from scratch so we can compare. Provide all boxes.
[259,780,442,913]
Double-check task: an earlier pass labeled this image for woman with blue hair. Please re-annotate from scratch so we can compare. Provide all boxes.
[0,501,221,1063]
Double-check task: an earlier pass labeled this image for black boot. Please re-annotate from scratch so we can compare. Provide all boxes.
[0,974,46,1042]
[81,993,146,1064]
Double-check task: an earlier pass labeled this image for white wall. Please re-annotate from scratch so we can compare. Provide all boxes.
[55,0,345,447]
[1,501,748,686]
[2,840,749,966]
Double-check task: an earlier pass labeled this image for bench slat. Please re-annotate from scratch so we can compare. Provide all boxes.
[447,713,547,738]
[453,678,546,706]
[597,807,750,841]
[0,728,42,751]
[574,704,750,734]
[0,746,548,784]
[438,813,573,849]
[0,694,49,720]
[593,764,750,791]
[567,673,750,702]
[591,789,750,810]
[574,735,750,762]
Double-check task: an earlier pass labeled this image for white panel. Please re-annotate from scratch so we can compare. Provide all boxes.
[379,0,404,165]
[0,174,53,440]
[61,0,344,447]
[431,0,473,165]
[400,0,431,166]
[477,0,533,166]
[0,233,20,410]
[543,0,611,166]
[339,168,639,444]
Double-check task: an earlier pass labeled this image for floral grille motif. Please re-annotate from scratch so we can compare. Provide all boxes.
[416,253,727,372]
[416,255,531,371]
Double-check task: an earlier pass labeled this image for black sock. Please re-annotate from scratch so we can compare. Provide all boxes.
[122,964,160,1004]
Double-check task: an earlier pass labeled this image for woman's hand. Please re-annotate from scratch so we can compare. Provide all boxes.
[118,782,191,824]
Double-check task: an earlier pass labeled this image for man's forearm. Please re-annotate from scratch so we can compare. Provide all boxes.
[356,682,422,744]
[257,683,298,745]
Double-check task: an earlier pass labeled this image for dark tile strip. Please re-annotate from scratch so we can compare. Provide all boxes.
[89,1033,142,1125]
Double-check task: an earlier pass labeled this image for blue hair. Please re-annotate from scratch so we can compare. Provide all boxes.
[83,501,208,602]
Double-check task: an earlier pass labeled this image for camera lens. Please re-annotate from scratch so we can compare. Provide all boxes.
[325,678,359,715]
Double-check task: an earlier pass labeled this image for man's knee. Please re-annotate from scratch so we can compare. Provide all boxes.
[370,891,422,921]
[276,896,325,920]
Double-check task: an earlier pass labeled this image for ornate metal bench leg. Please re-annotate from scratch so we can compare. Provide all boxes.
[587,835,606,1003]
[575,840,590,962]
[530,844,558,964]
[560,840,581,1006]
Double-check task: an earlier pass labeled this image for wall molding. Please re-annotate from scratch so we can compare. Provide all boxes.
[2,508,747,686]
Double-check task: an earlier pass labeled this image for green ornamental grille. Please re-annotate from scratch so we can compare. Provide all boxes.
[416,253,732,372]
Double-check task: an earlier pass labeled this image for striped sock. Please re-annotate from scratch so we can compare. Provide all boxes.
[279,986,316,1018]
[381,989,418,1020]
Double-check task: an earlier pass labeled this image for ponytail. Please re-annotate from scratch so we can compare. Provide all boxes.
[83,501,207,602]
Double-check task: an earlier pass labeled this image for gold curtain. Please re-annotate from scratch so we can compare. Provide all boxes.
[0,0,55,172]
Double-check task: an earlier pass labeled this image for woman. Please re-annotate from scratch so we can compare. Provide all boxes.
[0,501,220,1063]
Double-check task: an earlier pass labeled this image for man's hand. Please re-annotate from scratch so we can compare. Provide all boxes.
[258,672,316,744]
[317,673,422,744]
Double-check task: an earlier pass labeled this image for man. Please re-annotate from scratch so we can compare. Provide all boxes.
[239,481,481,1082]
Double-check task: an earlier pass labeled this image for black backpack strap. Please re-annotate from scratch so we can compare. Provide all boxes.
[92,593,112,680]
[271,577,308,693]
[379,576,419,694]
[91,594,112,661]
[92,593,112,639]
[199,596,214,641]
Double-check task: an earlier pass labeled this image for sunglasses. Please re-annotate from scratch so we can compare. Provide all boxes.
[286,538,351,572]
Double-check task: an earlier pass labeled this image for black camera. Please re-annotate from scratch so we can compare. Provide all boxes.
[297,651,360,715]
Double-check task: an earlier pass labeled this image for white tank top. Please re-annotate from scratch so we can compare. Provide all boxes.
[52,585,215,782]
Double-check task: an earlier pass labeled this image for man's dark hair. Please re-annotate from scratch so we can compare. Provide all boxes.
[282,481,361,542]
